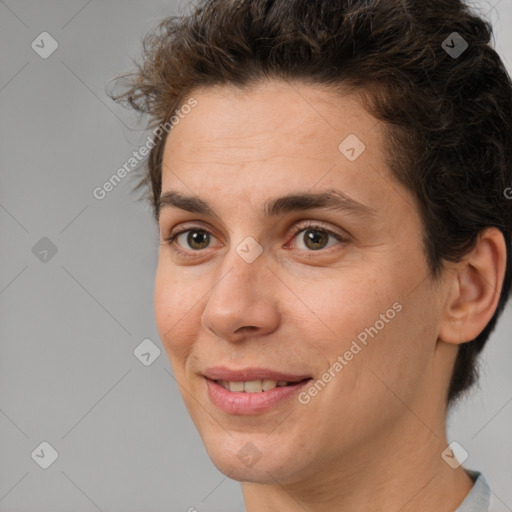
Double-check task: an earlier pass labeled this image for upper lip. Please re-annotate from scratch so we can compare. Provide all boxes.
[203,366,311,382]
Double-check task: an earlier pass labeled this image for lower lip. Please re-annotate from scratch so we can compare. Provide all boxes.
[205,378,311,415]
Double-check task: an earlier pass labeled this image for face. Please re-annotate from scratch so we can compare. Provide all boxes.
[154,80,448,486]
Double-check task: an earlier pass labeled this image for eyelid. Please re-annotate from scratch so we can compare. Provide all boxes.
[164,221,216,240]
[289,220,346,239]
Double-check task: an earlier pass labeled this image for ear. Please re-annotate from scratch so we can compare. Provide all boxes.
[439,227,507,345]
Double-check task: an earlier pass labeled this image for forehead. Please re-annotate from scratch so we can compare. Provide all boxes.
[158,79,414,229]
[163,80,379,164]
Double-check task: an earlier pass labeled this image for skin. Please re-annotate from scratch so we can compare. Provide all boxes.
[154,79,506,512]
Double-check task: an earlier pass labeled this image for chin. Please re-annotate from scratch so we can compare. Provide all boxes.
[199,429,303,484]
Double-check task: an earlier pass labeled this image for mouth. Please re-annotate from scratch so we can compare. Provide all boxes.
[202,367,313,414]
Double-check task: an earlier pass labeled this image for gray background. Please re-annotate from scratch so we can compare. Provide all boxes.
[0,0,511,511]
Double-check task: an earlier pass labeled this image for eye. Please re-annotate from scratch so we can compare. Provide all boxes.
[289,223,345,251]
[163,228,217,255]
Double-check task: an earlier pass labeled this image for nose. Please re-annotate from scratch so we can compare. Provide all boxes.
[200,246,280,342]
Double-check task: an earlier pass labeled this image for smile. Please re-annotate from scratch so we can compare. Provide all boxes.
[203,368,313,414]
[214,379,297,392]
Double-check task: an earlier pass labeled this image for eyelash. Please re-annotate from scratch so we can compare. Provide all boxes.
[161,222,346,259]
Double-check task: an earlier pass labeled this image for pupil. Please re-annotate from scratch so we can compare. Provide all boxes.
[189,230,209,249]
[305,230,327,250]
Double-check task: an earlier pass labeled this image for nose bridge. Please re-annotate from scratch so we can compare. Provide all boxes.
[216,233,267,294]
[201,239,279,339]
[208,238,266,313]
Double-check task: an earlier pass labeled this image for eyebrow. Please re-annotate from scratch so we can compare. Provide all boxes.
[157,189,376,221]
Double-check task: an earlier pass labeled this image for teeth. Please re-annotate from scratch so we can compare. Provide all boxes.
[262,379,278,391]
[217,379,292,392]
[244,380,263,393]
[228,381,245,392]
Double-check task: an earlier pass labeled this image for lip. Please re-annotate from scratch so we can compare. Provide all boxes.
[202,366,311,382]
[203,366,312,415]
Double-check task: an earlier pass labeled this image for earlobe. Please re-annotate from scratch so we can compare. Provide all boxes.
[438,227,507,345]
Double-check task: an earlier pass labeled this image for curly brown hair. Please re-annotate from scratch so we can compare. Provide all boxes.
[108,0,512,406]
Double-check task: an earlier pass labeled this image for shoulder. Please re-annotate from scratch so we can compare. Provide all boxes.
[455,470,491,512]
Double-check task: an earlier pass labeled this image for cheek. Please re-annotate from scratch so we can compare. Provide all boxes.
[293,270,394,347]
[330,288,436,413]
[154,264,200,362]
[309,304,428,443]
[303,268,428,383]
